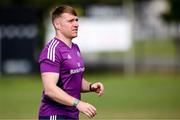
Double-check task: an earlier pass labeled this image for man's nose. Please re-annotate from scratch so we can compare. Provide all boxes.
[74,21,79,27]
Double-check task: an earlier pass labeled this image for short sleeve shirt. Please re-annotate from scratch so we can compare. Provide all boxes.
[38,37,85,119]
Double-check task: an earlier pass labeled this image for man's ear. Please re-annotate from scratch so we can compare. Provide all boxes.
[53,18,61,30]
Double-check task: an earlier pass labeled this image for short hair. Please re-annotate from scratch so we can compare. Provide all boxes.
[51,5,77,23]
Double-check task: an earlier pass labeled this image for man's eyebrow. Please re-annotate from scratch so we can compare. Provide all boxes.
[68,17,78,21]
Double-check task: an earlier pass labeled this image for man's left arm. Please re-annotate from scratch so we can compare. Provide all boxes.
[81,78,104,96]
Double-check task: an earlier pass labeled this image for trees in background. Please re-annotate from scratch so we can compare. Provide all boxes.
[162,0,180,71]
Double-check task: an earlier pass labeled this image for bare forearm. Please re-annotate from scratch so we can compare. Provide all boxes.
[44,85,75,106]
[41,73,98,118]
[42,72,75,106]
[81,78,91,92]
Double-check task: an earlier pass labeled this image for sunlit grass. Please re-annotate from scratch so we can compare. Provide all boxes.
[0,72,180,119]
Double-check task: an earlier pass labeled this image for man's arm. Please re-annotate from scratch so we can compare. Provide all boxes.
[41,72,75,106]
[81,78,91,92]
[81,78,104,96]
[41,72,97,118]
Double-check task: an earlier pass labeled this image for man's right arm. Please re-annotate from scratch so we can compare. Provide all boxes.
[41,72,75,106]
[41,72,97,118]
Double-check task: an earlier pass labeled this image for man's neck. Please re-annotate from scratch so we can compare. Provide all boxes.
[55,34,72,48]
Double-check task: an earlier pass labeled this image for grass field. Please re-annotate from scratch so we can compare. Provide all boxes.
[0,72,180,120]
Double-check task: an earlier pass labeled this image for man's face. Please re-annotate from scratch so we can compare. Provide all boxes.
[55,13,79,39]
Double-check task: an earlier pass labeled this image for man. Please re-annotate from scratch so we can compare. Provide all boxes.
[38,5,104,120]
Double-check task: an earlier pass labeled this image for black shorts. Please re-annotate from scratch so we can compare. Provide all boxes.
[39,115,78,120]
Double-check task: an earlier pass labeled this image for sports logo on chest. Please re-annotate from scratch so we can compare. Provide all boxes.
[70,66,85,74]
[77,62,81,67]
[67,54,72,59]
[77,51,81,57]
[69,61,84,74]
[62,51,85,74]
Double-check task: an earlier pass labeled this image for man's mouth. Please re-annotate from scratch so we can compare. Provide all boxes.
[72,29,78,32]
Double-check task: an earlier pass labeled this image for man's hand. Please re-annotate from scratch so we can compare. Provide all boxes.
[90,82,104,96]
[76,101,97,118]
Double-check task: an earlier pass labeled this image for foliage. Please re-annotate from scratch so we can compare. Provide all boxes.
[162,0,180,23]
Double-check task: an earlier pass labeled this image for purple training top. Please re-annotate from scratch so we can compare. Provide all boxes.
[38,37,85,119]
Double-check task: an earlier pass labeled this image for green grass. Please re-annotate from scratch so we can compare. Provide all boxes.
[0,75,42,119]
[0,73,180,119]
